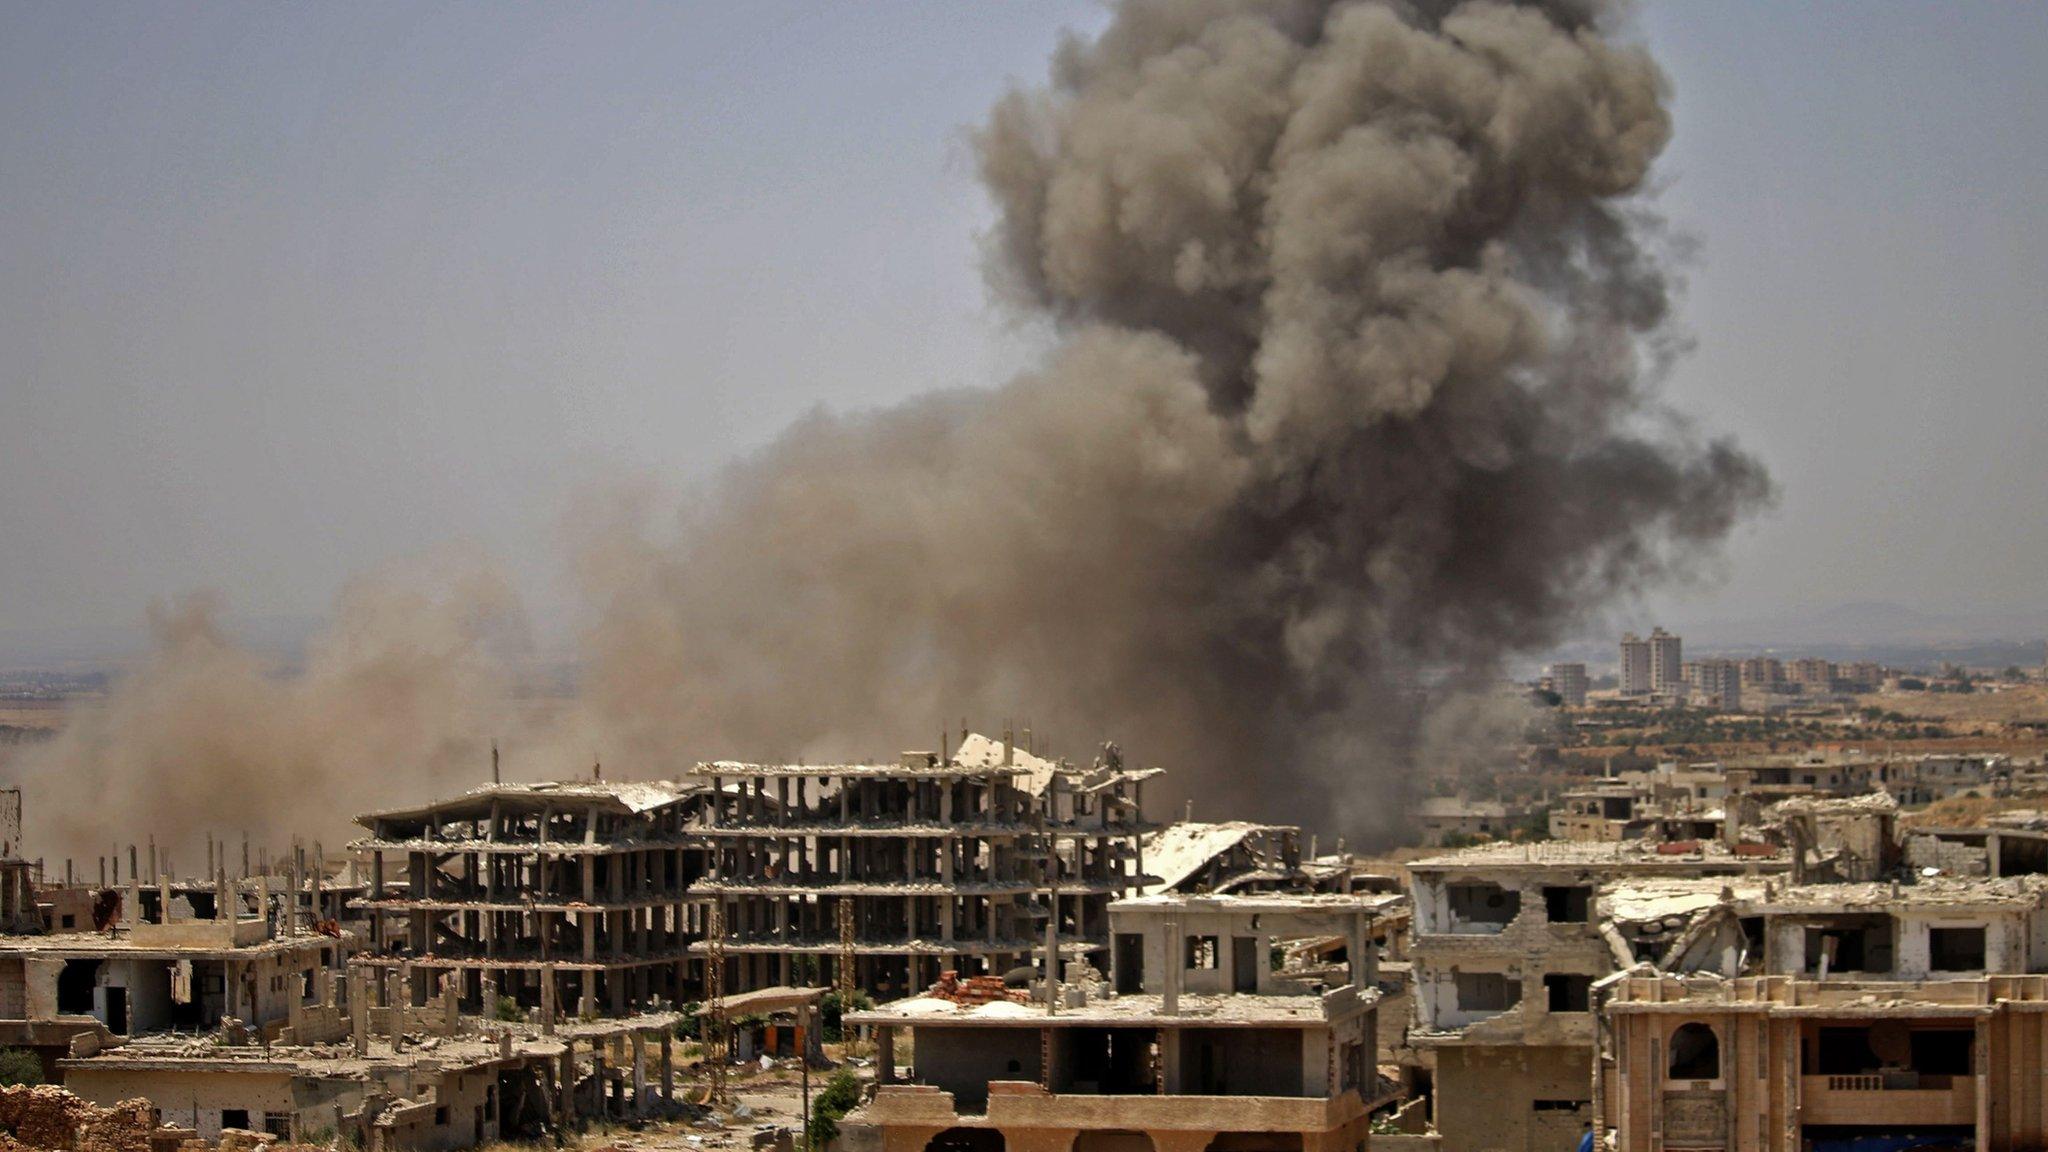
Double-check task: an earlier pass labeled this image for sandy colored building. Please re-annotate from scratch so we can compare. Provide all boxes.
[839,890,1399,1152]
[1597,875,2048,1152]
[1405,841,1791,1152]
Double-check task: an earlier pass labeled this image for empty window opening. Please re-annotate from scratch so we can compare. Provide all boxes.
[1114,934,1144,995]
[1185,936,1218,970]
[1446,883,1520,928]
[220,1110,250,1132]
[1813,1024,1973,1085]
[1532,1100,1587,1112]
[1803,915,1893,975]
[1668,1023,1720,1081]
[56,959,100,1015]
[1929,927,1987,972]
[1453,970,1520,1013]
[1601,798,1632,820]
[1543,887,1591,923]
[1998,836,2048,877]
[1544,973,1592,1013]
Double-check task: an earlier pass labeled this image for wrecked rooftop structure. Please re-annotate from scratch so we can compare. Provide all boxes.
[1139,821,1353,897]
[1404,840,1792,1152]
[838,889,1399,1152]
[352,779,710,1021]
[1596,872,2048,1152]
[689,731,1158,1000]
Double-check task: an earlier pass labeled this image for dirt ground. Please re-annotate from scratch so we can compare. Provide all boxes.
[564,1054,871,1152]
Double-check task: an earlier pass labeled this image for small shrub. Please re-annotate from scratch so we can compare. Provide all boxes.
[0,1048,42,1087]
[806,1069,863,1150]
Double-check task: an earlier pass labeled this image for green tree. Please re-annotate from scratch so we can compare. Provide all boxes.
[0,1049,42,1087]
[807,1069,864,1150]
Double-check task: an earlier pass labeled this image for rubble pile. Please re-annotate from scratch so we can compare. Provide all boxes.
[925,971,1026,1007]
[0,1087,317,1152]
[0,1086,154,1152]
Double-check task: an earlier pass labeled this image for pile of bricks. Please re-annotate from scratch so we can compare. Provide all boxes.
[927,970,1028,1006]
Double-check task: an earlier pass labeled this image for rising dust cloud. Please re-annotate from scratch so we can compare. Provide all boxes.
[18,0,1770,860]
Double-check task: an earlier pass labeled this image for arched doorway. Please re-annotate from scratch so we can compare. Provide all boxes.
[1668,1022,1721,1080]
[926,1128,1006,1152]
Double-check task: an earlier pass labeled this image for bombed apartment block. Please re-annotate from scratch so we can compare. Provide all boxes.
[57,1009,685,1147]
[1404,841,1791,1152]
[1596,873,2048,1152]
[837,890,1398,1152]
[351,779,709,1021]
[1141,822,1355,897]
[0,863,350,1081]
[689,731,1157,999]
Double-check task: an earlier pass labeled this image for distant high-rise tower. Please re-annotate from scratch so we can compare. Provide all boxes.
[1649,627,1682,695]
[1619,633,1651,696]
[1548,662,1588,708]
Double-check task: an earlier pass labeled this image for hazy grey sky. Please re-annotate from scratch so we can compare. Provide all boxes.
[3,2,2046,648]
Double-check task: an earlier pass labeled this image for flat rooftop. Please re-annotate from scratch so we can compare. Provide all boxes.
[1408,840,1787,871]
[848,987,1369,1029]
[358,779,702,823]
[61,1011,681,1075]
[1112,892,1405,915]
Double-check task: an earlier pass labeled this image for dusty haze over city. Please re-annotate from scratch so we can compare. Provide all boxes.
[2,3,2047,854]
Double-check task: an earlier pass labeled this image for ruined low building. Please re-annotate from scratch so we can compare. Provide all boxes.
[352,779,710,1020]
[1411,800,1526,849]
[1405,841,1791,1152]
[838,890,1398,1152]
[690,732,1158,999]
[1596,873,2048,1152]
[58,1012,683,1147]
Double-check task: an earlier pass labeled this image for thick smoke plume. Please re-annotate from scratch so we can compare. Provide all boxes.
[17,561,535,859]
[16,0,1767,857]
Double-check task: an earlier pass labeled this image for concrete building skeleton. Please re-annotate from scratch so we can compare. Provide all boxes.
[351,780,710,1021]
[689,733,1160,999]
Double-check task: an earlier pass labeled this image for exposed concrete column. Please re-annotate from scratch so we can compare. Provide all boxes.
[559,1038,577,1126]
[1159,1025,1182,1093]
[578,967,596,1019]
[631,1030,648,1116]
[350,967,369,1056]
[660,1031,675,1103]
[541,962,558,1035]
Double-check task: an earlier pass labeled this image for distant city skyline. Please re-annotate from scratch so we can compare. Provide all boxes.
[3,4,2047,651]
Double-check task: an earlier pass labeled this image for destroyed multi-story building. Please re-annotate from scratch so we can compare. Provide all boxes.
[1597,874,2048,1152]
[691,732,1157,999]
[1404,840,1792,1152]
[839,889,1400,1152]
[352,778,710,1020]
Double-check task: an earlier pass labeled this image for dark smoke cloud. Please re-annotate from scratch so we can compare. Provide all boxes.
[17,0,1767,855]
[570,0,1769,839]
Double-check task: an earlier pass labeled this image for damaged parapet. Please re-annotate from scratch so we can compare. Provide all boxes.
[836,890,1399,1152]
[688,730,1160,999]
[1596,871,2048,1152]
[351,779,712,1022]
[1404,839,1792,1152]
